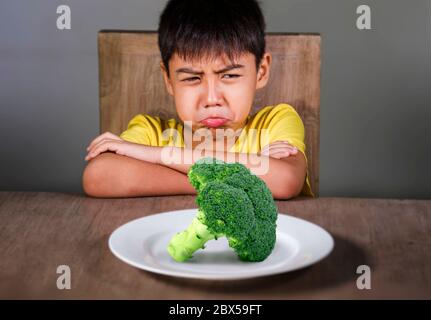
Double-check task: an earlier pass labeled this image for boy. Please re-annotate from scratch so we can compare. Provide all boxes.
[83,0,314,199]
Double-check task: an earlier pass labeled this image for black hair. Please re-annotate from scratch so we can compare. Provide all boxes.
[158,0,266,77]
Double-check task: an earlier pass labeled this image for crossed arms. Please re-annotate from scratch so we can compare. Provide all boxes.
[82,132,307,200]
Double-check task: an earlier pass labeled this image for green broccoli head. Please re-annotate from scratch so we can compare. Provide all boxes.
[167,157,278,262]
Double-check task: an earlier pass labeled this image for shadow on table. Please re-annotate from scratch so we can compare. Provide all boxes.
[145,234,373,297]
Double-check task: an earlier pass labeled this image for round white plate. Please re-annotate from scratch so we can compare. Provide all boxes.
[108,209,334,280]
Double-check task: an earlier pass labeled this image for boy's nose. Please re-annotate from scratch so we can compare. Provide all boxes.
[204,79,223,106]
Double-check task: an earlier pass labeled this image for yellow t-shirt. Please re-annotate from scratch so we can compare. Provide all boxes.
[120,103,314,197]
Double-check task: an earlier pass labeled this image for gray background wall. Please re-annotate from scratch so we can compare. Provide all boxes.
[1,0,430,199]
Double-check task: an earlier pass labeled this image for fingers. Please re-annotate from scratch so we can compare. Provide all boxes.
[260,141,299,159]
[86,132,121,151]
[267,151,295,159]
[263,145,298,154]
[85,136,121,160]
[85,140,118,161]
[260,141,298,152]
[261,148,298,159]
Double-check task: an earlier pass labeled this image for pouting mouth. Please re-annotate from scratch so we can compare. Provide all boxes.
[200,117,229,128]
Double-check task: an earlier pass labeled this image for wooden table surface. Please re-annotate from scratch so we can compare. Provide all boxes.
[0,192,430,299]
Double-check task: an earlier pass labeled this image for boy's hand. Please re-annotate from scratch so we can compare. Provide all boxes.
[86,132,123,152]
[259,141,298,159]
[85,131,158,163]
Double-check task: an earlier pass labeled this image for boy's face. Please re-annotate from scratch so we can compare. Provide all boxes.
[160,51,271,136]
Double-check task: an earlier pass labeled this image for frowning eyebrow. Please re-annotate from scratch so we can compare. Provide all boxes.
[175,64,244,75]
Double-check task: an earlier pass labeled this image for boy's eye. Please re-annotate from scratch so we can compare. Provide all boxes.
[222,74,241,79]
[181,74,241,82]
[182,77,200,82]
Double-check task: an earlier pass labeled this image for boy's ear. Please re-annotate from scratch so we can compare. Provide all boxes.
[160,61,174,96]
[256,52,272,90]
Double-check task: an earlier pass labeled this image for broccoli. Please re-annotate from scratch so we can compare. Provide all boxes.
[167,157,278,262]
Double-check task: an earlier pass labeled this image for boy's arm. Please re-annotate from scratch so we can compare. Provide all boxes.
[85,135,306,199]
[82,152,196,198]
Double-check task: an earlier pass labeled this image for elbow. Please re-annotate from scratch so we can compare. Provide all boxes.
[271,175,303,200]
[272,189,297,200]
[82,152,141,198]
[82,158,107,198]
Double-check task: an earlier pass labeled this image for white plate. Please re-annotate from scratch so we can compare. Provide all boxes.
[108,209,334,280]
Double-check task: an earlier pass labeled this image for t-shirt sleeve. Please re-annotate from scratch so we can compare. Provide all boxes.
[119,114,159,146]
[260,104,306,154]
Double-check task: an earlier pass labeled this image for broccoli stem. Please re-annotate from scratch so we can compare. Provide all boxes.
[167,214,215,262]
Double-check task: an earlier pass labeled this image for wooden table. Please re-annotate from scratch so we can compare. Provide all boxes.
[1,192,430,299]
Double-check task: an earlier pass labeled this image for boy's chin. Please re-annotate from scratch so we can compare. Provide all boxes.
[197,125,236,135]
[185,122,242,139]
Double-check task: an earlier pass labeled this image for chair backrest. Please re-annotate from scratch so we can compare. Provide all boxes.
[98,31,321,196]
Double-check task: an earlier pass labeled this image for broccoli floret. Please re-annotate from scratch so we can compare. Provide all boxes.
[167,157,277,262]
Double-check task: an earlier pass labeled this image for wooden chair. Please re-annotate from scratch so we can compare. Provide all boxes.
[98,31,321,196]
